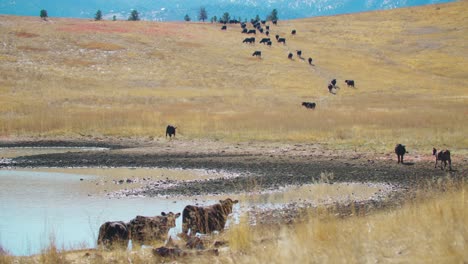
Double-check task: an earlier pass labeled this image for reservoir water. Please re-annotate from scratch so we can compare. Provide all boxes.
[0,169,191,256]
[0,147,393,256]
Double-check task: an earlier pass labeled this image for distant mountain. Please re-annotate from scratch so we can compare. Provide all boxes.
[0,0,454,21]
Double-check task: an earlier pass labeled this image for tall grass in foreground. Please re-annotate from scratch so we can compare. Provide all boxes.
[227,185,467,264]
[5,183,466,263]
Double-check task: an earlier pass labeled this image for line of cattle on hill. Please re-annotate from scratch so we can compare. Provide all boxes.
[98,198,239,255]
[220,20,356,111]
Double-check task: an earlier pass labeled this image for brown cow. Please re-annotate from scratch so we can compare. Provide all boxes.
[97,221,130,249]
[181,198,239,236]
[433,148,452,170]
[128,212,181,246]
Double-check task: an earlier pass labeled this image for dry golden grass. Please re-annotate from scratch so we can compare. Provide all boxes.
[236,185,467,264]
[0,2,467,152]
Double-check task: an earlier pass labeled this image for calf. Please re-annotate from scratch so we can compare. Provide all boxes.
[433,148,452,170]
[345,80,355,87]
[291,29,296,35]
[302,102,316,109]
[182,198,239,236]
[296,50,302,58]
[331,79,337,87]
[288,52,293,59]
[252,51,262,57]
[166,125,176,138]
[221,25,227,30]
[328,84,334,93]
[308,57,313,65]
[278,38,286,44]
[395,144,407,164]
[97,221,130,249]
[128,212,181,246]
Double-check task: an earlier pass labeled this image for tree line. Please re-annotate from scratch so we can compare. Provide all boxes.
[38,8,278,23]
[184,7,278,23]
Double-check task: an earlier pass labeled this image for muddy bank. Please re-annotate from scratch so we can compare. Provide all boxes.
[3,139,465,198]
[2,138,467,226]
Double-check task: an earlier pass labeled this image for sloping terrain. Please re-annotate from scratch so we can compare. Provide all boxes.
[0,0,467,151]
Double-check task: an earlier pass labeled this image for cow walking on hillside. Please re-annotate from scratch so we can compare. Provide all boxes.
[166,125,176,138]
[252,51,262,57]
[302,102,316,109]
[433,148,452,170]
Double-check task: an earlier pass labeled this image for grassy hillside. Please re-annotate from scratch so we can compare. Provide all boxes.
[0,1,467,151]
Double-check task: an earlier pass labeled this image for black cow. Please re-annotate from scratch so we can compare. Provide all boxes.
[302,102,316,109]
[221,25,227,30]
[259,38,270,44]
[328,84,334,94]
[272,20,278,25]
[267,41,272,46]
[395,144,407,164]
[278,38,286,44]
[241,28,248,34]
[182,198,239,236]
[345,80,355,87]
[243,37,255,44]
[97,221,130,249]
[266,25,270,30]
[308,57,313,65]
[275,34,279,40]
[247,29,256,34]
[331,79,337,87]
[433,148,452,170]
[241,23,246,29]
[166,125,176,138]
[291,29,296,35]
[252,51,262,57]
[288,52,293,59]
[265,31,269,36]
[296,50,302,57]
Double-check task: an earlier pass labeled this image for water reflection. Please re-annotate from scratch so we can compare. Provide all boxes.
[0,170,190,256]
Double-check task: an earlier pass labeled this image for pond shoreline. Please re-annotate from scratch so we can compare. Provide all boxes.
[1,138,467,223]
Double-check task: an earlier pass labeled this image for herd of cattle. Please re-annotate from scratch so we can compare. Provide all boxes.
[97,198,238,250]
[221,20,358,111]
[394,144,452,170]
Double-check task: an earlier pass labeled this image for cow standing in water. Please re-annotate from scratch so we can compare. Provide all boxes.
[97,221,130,249]
[128,212,181,246]
[394,144,407,164]
[181,198,239,236]
[166,125,176,138]
[433,148,452,170]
